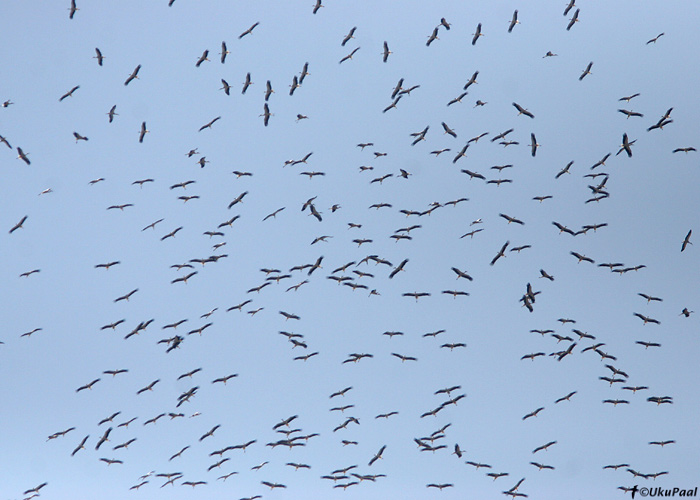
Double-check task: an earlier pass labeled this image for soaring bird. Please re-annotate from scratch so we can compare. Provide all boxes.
[464,71,479,90]
[138,122,148,143]
[9,215,28,234]
[59,85,80,102]
[426,27,439,46]
[239,22,260,38]
[368,445,386,466]
[566,8,580,30]
[508,10,520,32]
[530,133,540,157]
[228,191,248,209]
[124,64,141,86]
[681,229,692,252]
[382,41,392,62]
[69,0,78,18]
[618,108,643,119]
[579,62,593,80]
[342,27,357,46]
[634,313,660,325]
[264,80,274,101]
[512,102,534,118]
[261,103,272,126]
[95,427,112,450]
[490,241,509,266]
[94,48,104,66]
[339,47,360,64]
[71,435,89,456]
[451,267,473,280]
[106,105,118,122]
[389,259,408,278]
[198,116,221,132]
[242,72,252,94]
[441,122,457,138]
[499,213,524,225]
[532,441,557,454]
[195,50,209,67]
[646,32,665,44]
[471,23,483,45]
[219,41,229,63]
[616,133,635,157]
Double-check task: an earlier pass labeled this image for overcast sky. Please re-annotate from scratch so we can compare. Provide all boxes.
[2,1,699,499]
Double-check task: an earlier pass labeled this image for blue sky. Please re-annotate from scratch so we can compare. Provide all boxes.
[1,1,699,499]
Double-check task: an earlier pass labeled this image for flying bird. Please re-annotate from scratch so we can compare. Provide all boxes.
[472,23,483,45]
[508,10,520,32]
[368,445,386,466]
[579,62,593,80]
[219,41,229,63]
[69,0,78,18]
[339,47,360,64]
[138,122,148,143]
[567,8,580,30]
[239,22,260,38]
[342,27,356,46]
[9,215,28,234]
[616,133,635,157]
[94,48,104,66]
[513,102,534,118]
[681,230,692,252]
[530,134,540,157]
[124,64,141,86]
[382,41,392,62]
[195,50,209,67]
[198,116,221,132]
[59,86,80,102]
[490,241,510,266]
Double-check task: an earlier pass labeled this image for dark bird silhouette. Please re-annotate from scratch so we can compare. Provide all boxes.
[69,0,78,18]
[389,259,408,279]
[342,27,357,46]
[114,288,138,302]
[426,27,439,46]
[634,313,660,325]
[490,241,509,266]
[442,122,457,138]
[471,23,483,45]
[508,10,520,32]
[195,50,209,67]
[71,435,89,456]
[530,134,540,157]
[616,133,635,157]
[199,116,221,132]
[124,64,141,86]
[681,230,692,252]
[59,85,80,102]
[566,8,580,30]
[138,122,148,143]
[646,32,665,44]
[368,445,386,466]
[532,441,557,454]
[239,22,260,38]
[9,215,28,234]
[95,427,112,450]
[76,378,100,392]
[219,41,229,63]
[16,147,31,165]
[339,47,360,64]
[513,102,534,118]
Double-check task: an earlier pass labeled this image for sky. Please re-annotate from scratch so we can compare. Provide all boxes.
[1,1,699,499]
